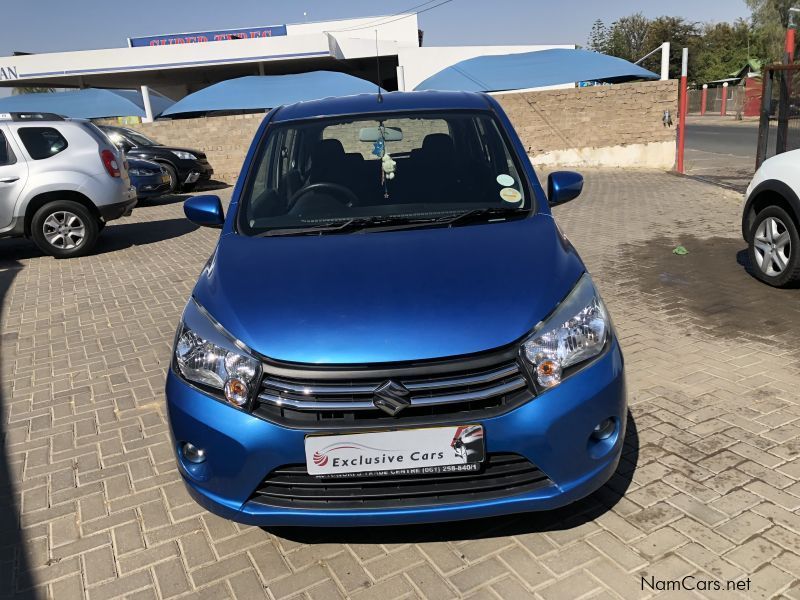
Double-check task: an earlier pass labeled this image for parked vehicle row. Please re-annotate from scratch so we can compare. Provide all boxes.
[99,125,213,193]
[0,112,136,257]
[0,112,215,258]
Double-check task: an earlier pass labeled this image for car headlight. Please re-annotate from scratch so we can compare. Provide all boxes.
[173,299,261,408]
[521,274,609,389]
[129,168,156,176]
[172,151,197,160]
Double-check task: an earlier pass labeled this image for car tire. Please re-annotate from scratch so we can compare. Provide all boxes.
[162,164,179,193]
[748,205,800,287]
[31,200,99,259]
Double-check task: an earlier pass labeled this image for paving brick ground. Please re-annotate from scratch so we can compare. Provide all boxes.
[1,170,799,599]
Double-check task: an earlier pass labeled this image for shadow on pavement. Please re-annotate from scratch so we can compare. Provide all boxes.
[0,262,36,598]
[195,180,231,192]
[267,413,638,544]
[134,194,190,207]
[0,218,198,261]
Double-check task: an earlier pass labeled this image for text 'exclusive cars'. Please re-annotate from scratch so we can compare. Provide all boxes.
[167,91,627,526]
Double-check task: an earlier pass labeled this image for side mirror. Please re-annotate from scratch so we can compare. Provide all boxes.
[184,195,224,228]
[547,171,584,205]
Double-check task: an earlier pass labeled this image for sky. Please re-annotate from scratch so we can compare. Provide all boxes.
[1,0,752,56]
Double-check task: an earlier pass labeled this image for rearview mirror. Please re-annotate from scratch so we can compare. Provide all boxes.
[359,126,403,142]
[547,171,584,205]
[184,195,224,228]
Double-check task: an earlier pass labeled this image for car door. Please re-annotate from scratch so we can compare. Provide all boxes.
[0,125,28,230]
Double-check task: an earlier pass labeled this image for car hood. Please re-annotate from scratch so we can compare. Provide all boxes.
[193,216,585,364]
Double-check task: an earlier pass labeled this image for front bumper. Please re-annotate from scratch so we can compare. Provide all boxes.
[166,338,626,527]
[178,159,214,185]
[133,174,171,198]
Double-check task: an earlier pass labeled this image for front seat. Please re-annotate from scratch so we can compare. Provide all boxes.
[292,139,353,217]
[309,139,348,185]
[417,133,461,200]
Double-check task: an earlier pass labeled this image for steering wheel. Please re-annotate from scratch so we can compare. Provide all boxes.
[287,182,360,213]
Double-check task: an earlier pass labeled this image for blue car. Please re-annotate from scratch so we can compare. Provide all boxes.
[127,157,170,199]
[167,91,626,527]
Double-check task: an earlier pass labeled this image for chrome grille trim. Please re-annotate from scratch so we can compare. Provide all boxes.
[261,363,521,396]
[258,363,528,413]
[258,377,527,411]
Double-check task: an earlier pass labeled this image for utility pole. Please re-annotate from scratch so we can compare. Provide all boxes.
[676,48,688,174]
[776,8,799,153]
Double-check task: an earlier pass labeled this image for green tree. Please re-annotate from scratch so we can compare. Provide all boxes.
[587,19,609,53]
[746,0,800,63]
[642,16,701,79]
[692,20,754,83]
[606,13,650,62]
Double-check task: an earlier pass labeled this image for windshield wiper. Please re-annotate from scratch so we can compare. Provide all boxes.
[256,208,528,237]
[435,206,529,227]
[257,216,418,237]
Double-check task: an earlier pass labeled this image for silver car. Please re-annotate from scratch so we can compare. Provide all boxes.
[0,112,137,258]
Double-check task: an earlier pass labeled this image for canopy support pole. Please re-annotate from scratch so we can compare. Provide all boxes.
[141,85,154,123]
[660,42,670,80]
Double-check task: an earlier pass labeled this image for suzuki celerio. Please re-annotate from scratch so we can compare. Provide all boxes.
[167,91,626,526]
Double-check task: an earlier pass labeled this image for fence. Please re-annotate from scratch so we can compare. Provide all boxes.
[687,85,745,115]
[756,64,800,168]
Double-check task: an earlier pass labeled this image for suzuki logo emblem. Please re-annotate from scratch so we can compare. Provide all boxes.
[373,380,411,416]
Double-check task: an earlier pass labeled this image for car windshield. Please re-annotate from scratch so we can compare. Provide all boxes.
[107,127,159,147]
[237,110,531,236]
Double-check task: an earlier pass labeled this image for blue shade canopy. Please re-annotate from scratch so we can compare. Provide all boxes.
[161,72,385,117]
[0,88,174,119]
[414,49,659,92]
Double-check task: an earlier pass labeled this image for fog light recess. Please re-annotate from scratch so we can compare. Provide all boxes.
[591,418,616,441]
[182,442,207,464]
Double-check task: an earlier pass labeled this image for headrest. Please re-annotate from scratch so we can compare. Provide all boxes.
[312,138,346,163]
[421,133,454,156]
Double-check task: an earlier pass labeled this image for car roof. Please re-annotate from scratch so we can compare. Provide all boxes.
[0,112,84,124]
[272,91,493,123]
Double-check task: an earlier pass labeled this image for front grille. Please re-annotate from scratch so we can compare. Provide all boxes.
[249,453,552,509]
[253,357,534,427]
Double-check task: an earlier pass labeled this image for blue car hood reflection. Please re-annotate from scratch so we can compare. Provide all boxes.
[193,216,584,364]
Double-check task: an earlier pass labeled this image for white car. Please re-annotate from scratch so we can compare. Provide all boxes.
[0,112,137,258]
[743,150,800,287]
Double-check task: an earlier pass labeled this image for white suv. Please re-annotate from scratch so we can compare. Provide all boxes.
[0,112,137,258]
[743,150,800,287]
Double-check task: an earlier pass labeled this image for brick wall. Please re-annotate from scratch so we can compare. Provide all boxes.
[495,80,679,158]
[117,114,265,183]
[115,80,678,183]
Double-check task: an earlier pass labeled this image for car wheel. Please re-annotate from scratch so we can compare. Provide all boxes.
[31,200,99,259]
[162,164,179,193]
[749,205,800,287]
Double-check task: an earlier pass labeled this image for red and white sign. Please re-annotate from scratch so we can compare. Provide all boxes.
[305,425,485,477]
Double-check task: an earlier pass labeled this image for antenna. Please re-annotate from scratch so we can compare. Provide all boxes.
[375,30,384,103]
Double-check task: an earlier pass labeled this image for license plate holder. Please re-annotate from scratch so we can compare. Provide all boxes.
[304,425,485,478]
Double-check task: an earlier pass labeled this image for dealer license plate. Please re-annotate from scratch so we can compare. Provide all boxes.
[305,425,485,478]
